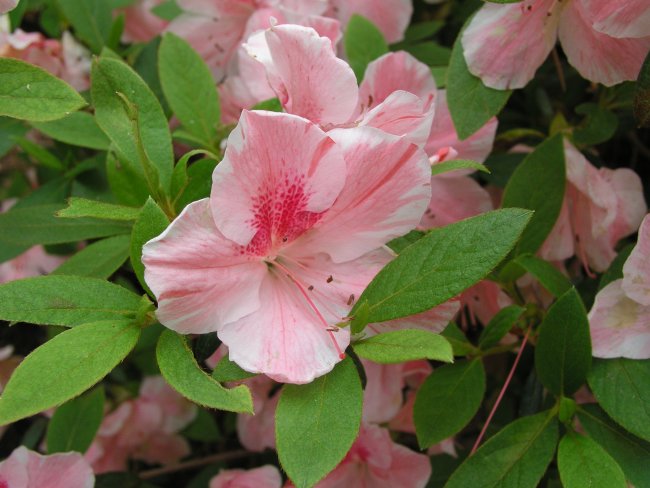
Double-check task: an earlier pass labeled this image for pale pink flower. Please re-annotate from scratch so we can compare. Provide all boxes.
[326,0,412,43]
[210,465,282,488]
[0,0,17,15]
[459,280,513,326]
[462,0,650,89]
[0,346,20,440]
[0,446,94,488]
[236,375,279,452]
[589,214,650,359]
[85,376,197,473]
[121,0,169,43]
[316,423,431,488]
[143,110,431,383]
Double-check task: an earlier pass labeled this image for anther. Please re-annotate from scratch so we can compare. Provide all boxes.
[347,294,355,306]
[308,285,314,291]
[326,275,333,283]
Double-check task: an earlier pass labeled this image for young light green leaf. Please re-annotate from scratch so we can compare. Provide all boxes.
[57,197,140,221]
[446,24,511,139]
[32,112,111,150]
[479,304,525,349]
[156,329,253,413]
[353,329,453,364]
[251,98,282,112]
[0,320,140,426]
[414,359,485,448]
[92,57,174,195]
[0,58,86,121]
[502,134,566,255]
[445,411,559,488]
[57,0,112,53]
[535,288,591,396]
[46,386,105,454]
[430,159,490,177]
[588,358,650,442]
[159,33,220,148]
[513,254,572,297]
[352,208,532,325]
[0,275,143,327]
[212,355,258,383]
[578,404,650,488]
[131,197,169,295]
[344,14,389,81]
[276,357,363,488]
[558,432,626,488]
[52,235,130,279]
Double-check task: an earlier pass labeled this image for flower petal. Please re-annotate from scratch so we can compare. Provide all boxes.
[622,214,650,306]
[209,465,282,488]
[3,447,95,488]
[581,0,650,39]
[329,0,412,43]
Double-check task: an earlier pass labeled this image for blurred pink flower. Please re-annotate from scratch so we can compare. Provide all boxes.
[326,0,411,43]
[143,110,431,383]
[0,0,17,14]
[210,465,282,488]
[121,0,170,43]
[461,0,650,89]
[85,376,196,473]
[0,446,94,488]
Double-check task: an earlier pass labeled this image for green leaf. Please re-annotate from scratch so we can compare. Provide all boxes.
[182,408,220,442]
[588,358,650,442]
[445,411,559,488]
[0,275,143,327]
[386,230,425,254]
[251,97,282,112]
[57,197,140,221]
[0,58,86,122]
[46,386,105,453]
[0,204,131,248]
[131,198,169,295]
[479,305,525,349]
[402,20,444,43]
[212,355,258,383]
[14,136,65,170]
[52,235,130,279]
[414,359,485,448]
[502,134,566,255]
[0,320,140,426]
[175,158,218,211]
[578,404,650,488]
[159,33,220,148]
[353,329,453,364]
[276,357,362,488]
[344,14,389,81]
[558,432,626,488]
[151,0,183,21]
[32,112,111,150]
[92,57,174,194]
[599,244,634,291]
[403,42,451,67]
[57,0,112,53]
[352,208,532,324]
[430,159,490,177]
[0,116,28,158]
[573,103,618,146]
[513,254,572,297]
[106,152,150,207]
[634,50,650,128]
[156,330,253,413]
[535,288,591,396]
[442,322,478,356]
[446,24,511,139]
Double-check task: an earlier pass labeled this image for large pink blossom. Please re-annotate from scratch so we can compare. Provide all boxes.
[85,376,197,473]
[462,0,650,89]
[143,110,431,383]
[210,465,282,488]
[0,447,94,488]
[589,214,650,359]
[316,423,431,488]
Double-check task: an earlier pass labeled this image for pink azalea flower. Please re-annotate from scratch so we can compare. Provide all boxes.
[236,375,279,452]
[0,446,94,488]
[121,0,170,43]
[0,0,17,14]
[589,214,650,359]
[326,0,412,43]
[316,423,431,488]
[85,376,197,473]
[459,280,513,326]
[143,110,431,383]
[210,465,283,488]
[461,0,650,89]
[0,346,20,440]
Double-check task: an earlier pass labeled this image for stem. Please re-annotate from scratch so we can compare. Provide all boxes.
[470,327,531,455]
[139,450,249,480]
[551,49,566,92]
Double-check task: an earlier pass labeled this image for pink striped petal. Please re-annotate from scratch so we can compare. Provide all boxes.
[461,0,560,89]
[581,0,650,39]
[328,0,412,43]
[558,0,650,86]
[0,447,94,488]
[622,214,650,306]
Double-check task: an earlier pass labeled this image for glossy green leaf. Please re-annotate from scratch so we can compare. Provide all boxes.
[212,355,258,383]
[588,358,650,442]
[445,411,559,488]
[502,134,566,255]
[558,432,626,488]
[430,159,489,177]
[513,254,572,297]
[352,208,532,324]
[175,158,218,211]
[414,359,485,448]
[276,357,363,488]
[0,58,86,121]
[156,330,253,413]
[57,197,140,221]
[535,288,591,396]
[52,235,130,279]
[344,14,388,81]
[130,197,169,296]
[0,275,143,327]
[0,320,140,426]
[353,329,453,364]
[32,112,110,150]
[479,305,525,349]
[442,322,478,356]
[46,386,105,454]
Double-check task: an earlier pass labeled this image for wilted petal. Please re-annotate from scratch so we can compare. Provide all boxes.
[143,199,268,334]
[589,280,650,359]
[461,0,560,89]
[328,0,412,43]
[558,0,650,86]
[622,214,650,306]
[581,0,650,39]
[210,465,282,488]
